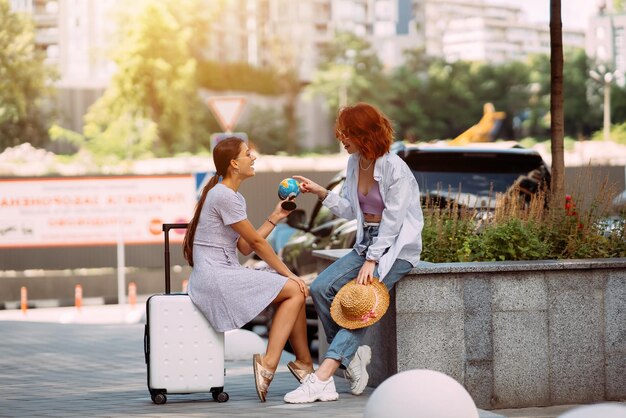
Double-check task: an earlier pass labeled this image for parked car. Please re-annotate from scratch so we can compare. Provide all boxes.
[276,141,551,354]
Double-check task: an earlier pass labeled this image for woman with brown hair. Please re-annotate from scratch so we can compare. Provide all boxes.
[182,137,313,402]
[287,103,424,403]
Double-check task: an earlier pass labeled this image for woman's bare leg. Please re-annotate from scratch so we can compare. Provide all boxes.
[288,302,313,368]
[261,280,305,371]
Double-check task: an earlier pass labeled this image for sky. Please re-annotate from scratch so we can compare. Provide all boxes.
[489,0,599,30]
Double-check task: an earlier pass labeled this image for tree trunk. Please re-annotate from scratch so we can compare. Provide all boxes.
[550,0,565,208]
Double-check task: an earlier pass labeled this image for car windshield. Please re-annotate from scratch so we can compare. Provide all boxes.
[403,150,548,202]
[413,171,522,196]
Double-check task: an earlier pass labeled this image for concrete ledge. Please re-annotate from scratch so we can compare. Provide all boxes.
[314,249,626,410]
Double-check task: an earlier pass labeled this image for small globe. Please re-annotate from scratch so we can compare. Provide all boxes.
[278,178,300,200]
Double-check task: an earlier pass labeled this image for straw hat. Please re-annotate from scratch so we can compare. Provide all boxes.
[330,279,390,330]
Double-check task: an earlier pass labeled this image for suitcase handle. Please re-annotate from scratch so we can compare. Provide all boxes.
[163,223,188,294]
[143,324,149,363]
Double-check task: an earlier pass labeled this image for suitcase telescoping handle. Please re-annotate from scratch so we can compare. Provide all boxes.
[162,223,188,294]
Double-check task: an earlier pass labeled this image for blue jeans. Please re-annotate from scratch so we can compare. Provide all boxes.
[310,224,413,368]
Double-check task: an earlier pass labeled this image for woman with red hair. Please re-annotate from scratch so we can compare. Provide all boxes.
[287,103,424,403]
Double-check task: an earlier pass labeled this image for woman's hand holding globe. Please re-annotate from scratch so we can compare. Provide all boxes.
[278,178,300,210]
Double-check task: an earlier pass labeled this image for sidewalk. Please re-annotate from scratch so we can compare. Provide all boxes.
[0,305,608,418]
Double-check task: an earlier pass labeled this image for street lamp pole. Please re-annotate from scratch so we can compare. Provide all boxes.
[590,66,625,141]
[603,76,611,141]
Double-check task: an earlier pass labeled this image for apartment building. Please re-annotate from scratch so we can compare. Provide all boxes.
[587,7,626,73]
[418,0,585,63]
[442,16,585,63]
[231,0,421,80]
[10,0,116,132]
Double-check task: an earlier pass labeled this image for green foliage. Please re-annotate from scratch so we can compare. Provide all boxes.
[197,61,282,95]
[421,184,625,262]
[460,218,549,261]
[421,208,476,262]
[50,114,158,162]
[517,137,577,152]
[592,121,626,145]
[306,31,390,112]
[237,105,292,154]
[386,56,533,140]
[62,0,224,160]
[0,0,57,150]
[308,39,603,143]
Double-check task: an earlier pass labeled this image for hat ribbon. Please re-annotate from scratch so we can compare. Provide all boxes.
[358,291,379,322]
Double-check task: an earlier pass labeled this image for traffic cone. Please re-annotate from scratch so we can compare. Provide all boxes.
[20,286,27,314]
[128,282,137,308]
[75,284,83,310]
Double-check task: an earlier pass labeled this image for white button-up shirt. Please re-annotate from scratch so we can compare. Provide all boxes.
[322,152,424,280]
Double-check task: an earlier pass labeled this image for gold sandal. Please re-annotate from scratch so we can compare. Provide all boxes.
[287,360,314,383]
[253,354,274,402]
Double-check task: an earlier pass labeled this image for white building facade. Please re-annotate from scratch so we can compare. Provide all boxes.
[10,0,117,132]
[587,10,626,73]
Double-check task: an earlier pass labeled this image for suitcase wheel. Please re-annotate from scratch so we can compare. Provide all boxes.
[212,391,229,403]
[152,393,167,405]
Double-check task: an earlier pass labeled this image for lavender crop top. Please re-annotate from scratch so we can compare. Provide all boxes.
[358,182,385,215]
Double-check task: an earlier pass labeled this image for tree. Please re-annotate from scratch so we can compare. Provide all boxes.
[197,61,282,95]
[550,0,565,207]
[263,34,306,155]
[0,0,56,150]
[238,105,290,154]
[52,0,223,159]
[528,49,600,139]
[307,32,389,112]
[387,52,532,141]
[386,49,434,140]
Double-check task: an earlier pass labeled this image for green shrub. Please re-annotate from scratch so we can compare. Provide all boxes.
[592,122,626,145]
[421,210,476,263]
[460,218,550,261]
[420,179,625,263]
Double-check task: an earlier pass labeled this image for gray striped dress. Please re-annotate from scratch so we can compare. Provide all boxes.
[188,183,287,332]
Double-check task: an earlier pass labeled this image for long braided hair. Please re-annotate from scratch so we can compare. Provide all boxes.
[183,137,244,266]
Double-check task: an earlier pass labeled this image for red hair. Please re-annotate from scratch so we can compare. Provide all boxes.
[334,103,394,161]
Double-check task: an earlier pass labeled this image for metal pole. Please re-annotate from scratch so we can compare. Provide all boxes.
[604,80,611,141]
[117,231,126,305]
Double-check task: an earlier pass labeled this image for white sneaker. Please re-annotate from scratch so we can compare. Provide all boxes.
[283,373,339,404]
[345,345,372,395]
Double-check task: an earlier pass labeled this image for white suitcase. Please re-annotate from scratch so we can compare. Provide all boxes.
[143,223,228,404]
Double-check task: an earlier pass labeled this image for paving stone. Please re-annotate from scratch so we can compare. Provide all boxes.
[0,310,615,418]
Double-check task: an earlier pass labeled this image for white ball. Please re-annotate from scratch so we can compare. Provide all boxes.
[364,369,479,418]
[224,329,265,360]
[559,403,626,418]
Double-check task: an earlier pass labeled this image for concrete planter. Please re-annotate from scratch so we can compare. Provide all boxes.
[314,249,626,410]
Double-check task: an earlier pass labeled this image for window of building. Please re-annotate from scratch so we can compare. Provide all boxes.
[374,21,395,36]
[375,0,394,20]
[615,27,624,69]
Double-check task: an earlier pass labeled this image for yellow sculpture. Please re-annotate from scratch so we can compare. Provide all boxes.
[449,103,506,145]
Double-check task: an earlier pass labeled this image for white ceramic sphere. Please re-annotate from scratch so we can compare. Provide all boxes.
[224,329,265,360]
[364,369,479,418]
[559,403,626,418]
